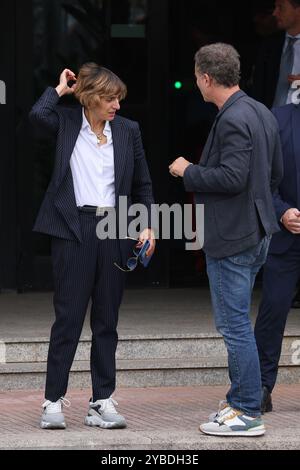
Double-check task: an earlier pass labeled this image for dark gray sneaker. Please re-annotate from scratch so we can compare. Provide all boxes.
[85,397,127,429]
[40,397,70,429]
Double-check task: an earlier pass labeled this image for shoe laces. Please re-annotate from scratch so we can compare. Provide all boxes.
[215,400,229,416]
[42,397,71,413]
[94,397,118,414]
[216,406,241,424]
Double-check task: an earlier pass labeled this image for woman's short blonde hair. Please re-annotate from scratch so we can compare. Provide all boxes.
[74,62,127,108]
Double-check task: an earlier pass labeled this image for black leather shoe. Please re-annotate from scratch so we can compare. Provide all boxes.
[261,386,273,414]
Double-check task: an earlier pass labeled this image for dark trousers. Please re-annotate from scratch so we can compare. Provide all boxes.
[254,237,300,392]
[45,212,125,402]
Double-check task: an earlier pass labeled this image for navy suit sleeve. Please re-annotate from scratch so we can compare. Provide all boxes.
[29,87,60,137]
[273,189,291,221]
[183,118,252,193]
[271,107,291,221]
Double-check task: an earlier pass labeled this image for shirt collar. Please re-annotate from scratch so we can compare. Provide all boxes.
[104,120,111,133]
[286,33,300,40]
[82,108,90,130]
[82,108,111,133]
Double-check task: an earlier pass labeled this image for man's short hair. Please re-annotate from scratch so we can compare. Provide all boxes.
[194,43,241,88]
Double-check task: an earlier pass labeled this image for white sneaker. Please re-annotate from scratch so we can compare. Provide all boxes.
[208,400,229,421]
[40,397,70,429]
[200,406,266,437]
[85,396,127,429]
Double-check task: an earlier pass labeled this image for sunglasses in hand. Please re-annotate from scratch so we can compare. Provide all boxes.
[114,237,152,272]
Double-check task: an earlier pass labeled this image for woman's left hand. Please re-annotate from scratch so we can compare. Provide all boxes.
[137,228,156,257]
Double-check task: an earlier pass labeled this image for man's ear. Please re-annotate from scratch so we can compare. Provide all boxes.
[204,74,211,87]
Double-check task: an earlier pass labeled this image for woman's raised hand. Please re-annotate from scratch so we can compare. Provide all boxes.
[56,69,77,97]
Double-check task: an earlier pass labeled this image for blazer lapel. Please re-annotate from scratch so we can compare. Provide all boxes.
[200,118,219,165]
[111,117,129,197]
[60,106,83,178]
[54,168,82,242]
[54,106,83,242]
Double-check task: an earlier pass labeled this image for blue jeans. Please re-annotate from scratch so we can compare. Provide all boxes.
[206,236,271,417]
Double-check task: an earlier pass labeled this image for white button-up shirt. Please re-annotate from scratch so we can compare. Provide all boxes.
[70,108,116,207]
[285,33,300,104]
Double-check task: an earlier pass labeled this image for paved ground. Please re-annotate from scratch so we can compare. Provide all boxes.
[0,384,299,450]
[1,288,299,450]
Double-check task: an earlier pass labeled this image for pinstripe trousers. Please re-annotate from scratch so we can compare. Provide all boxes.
[45,212,125,402]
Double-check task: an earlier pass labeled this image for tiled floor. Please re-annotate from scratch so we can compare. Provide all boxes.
[0,384,299,450]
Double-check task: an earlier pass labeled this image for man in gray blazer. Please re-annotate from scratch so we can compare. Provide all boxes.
[170,43,283,437]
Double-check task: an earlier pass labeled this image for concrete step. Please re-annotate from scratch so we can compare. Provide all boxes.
[0,355,299,390]
[1,335,225,363]
[1,332,299,390]
[1,333,299,363]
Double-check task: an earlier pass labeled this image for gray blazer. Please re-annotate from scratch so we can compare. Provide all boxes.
[183,90,283,259]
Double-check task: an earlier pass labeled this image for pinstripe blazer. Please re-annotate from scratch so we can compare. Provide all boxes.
[29,87,154,264]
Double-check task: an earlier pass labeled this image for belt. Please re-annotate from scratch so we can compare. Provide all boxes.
[77,206,115,216]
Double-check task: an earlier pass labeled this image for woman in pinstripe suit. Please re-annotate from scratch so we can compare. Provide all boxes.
[29,64,155,430]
